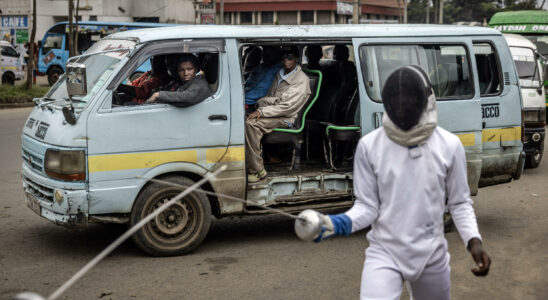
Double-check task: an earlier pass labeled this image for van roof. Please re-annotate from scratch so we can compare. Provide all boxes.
[107,24,501,44]
[0,40,13,47]
[503,33,537,50]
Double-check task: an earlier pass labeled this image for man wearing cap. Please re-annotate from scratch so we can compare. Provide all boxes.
[147,54,210,107]
[246,46,311,182]
[297,65,490,299]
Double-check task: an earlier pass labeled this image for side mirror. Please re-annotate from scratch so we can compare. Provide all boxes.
[66,62,87,97]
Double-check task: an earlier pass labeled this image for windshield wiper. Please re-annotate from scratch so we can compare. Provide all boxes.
[33,97,57,108]
[63,97,86,104]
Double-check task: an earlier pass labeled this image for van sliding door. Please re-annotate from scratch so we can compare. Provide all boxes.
[472,38,523,186]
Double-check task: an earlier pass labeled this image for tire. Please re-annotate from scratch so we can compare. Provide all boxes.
[129,72,144,82]
[130,176,212,256]
[47,67,63,86]
[2,72,15,85]
[443,212,454,233]
[525,143,544,169]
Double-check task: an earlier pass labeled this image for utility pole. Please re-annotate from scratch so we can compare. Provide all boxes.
[353,0,359,24]
[403,0,407,24]
[213,0,217,24]
[26,0,36,90]
[220,0,224,25]
[68,0,74,57]
[439,0,443,24]
[426,0,430,24]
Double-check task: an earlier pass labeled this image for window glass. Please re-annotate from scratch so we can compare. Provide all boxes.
[301,11,314,23]
[359,44,474,101]
[1,46,18,57]
[42,35,63,54]
[224,13,232,24]
[261,12,273,24]
[240,12,252,24]
[473,43,502,96]
[509,47,541,88]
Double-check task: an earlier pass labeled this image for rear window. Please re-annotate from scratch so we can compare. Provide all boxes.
[359,44,474,101]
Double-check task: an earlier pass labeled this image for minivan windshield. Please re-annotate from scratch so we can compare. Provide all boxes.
[510,47,541,88]
[44,39,136,109]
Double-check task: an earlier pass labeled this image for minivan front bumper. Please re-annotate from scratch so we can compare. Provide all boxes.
[22,163,88,226]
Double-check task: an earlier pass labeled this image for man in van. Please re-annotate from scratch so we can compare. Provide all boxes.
[147,54,210,107]
[246,46,311,182]
[244,46,282,114]
[302,66,490,299]
[117,55,170,104]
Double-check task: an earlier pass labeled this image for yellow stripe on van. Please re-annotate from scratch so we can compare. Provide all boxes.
[482,126,521,143]
[88,150,197,173]
[206,147,245,163]
[456,134,475,147]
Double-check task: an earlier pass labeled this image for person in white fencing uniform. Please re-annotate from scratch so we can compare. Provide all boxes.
[297,65,491,299]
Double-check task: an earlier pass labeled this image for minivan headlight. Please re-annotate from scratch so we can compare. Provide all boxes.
[44,149,86,181]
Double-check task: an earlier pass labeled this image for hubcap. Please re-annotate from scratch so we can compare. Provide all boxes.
[152,198,191,236]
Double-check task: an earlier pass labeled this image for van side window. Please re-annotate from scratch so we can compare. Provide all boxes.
[473,43,502,96]
[359,44,474,101]
[113,52,220,106]
[1,46,18,57]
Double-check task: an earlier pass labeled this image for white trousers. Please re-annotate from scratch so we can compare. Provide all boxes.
[360,242,451,300]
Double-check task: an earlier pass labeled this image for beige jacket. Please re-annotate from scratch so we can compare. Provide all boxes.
[257,65,311,122]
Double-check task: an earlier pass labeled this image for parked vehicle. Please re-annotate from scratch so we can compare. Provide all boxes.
[489,10,548,112]
[37,21,176,85]
[0,40,23,85]
[21,25,524,256]
[503,33,546,168]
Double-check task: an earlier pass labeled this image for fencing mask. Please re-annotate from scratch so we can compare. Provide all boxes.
[381,65,438,147]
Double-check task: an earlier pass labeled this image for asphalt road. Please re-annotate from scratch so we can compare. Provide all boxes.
[1,107,547,300]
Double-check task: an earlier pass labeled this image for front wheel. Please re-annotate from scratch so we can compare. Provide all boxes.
[130,176,212,256]
[525,143,544,169]
[2,72,15,85]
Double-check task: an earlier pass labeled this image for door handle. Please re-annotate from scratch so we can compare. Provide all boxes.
[208,114,227,121]
[56,56,61,59]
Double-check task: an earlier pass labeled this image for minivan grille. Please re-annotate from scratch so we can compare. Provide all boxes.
[22,149,43,173]
[23,175,54,203]
[504,72,510,85]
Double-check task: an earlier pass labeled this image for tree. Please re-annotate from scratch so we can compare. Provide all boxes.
[26,0,36,91]
[68,0,74,57]
[407,0,543,25]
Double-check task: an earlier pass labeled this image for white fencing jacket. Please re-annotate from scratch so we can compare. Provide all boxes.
[345,126,481,280]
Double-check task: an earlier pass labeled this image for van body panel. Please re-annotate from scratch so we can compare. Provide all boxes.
[108,24,502,44]
[86,43,232,215]
[472,36,523,185]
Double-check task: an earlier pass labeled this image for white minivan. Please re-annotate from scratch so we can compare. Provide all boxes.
[504,33,545,168]
[21,25,524,255]
[0,40,23,85]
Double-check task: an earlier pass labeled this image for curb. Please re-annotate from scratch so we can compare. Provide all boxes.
[0,102,35,109]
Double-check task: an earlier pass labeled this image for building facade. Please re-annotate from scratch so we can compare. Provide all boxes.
[216,0,402,25]
[1,0,402,49]
[0,0,195,46]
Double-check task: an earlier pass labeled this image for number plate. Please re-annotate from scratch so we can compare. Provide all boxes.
[26,193,41,216]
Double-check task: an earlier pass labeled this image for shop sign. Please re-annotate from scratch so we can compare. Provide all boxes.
[1,16,28,28]
[337,1,353,16]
